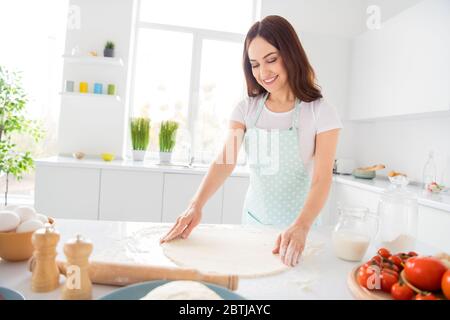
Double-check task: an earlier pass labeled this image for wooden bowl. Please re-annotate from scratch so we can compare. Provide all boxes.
[0,217,55,262]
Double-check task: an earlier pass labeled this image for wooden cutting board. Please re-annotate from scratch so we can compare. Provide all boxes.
[347,265,392,300]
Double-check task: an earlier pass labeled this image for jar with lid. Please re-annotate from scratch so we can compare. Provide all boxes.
[376,175,418,252]
[332,206,379,262]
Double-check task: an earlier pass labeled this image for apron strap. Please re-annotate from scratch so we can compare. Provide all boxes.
[249,93,269,128]
[292,98,302,129]
[251,93,301,129]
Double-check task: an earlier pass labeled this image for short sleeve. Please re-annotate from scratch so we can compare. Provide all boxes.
[229,98,248,125]
[315,99,343,134]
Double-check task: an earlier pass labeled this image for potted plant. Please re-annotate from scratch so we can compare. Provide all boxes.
[158,120,179,164]
[0,66,44,206]
[103,41,115,58]
[130,117,151,161]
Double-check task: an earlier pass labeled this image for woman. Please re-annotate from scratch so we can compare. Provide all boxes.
[161,15,342,267]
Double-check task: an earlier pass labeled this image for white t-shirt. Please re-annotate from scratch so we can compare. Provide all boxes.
[229,94,343,176]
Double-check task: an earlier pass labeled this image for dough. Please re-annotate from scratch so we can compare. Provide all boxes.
[140,280,222,300]
[161,225,290,278]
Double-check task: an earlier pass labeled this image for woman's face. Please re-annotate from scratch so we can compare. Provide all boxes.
[248,36,289,94]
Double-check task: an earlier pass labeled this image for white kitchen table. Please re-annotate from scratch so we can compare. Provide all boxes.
[0,219,440,300]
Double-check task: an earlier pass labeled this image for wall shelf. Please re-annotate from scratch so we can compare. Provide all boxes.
[62,55,124,67]
[60,92,121,102]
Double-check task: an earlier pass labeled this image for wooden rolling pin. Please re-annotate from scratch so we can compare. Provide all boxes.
[29,258,238,291]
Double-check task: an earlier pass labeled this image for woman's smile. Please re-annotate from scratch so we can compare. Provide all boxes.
[262,75,278,85]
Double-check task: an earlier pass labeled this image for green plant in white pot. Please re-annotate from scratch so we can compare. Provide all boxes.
[130,117,150,161]
[0,66,44,206]
[158,120,179,164]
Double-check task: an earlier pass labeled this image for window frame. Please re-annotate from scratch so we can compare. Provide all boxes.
[128,0,260,164]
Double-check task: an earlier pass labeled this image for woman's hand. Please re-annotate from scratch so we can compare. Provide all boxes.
[272,223,310,266]
[160,205,202,244]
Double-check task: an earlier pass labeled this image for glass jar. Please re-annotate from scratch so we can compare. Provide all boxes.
[332,206,379,262]
[376,175,418,252]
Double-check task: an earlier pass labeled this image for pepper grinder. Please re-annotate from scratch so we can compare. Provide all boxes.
[31,224,60,292]
[61,234,93,300]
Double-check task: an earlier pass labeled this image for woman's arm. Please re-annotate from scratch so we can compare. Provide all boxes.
[160,121,246,243]
[189,121,246,210]
[273,128,340,266]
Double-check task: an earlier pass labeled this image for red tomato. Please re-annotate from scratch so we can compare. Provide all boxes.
[415,293,437,300]
[389,255,403,269]
[404,257,447,291]
[357,266,370,288]
[442,269,450,300]
[378,248,391,259]
[357,265,378,290]
[382,267,399,278]
[408,251,418,257]
[371,255,382,265]
[381,270,398,293]
[391,282,414,300]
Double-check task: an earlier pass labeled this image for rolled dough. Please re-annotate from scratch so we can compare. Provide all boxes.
[140,280,223,300]
[161,225,292,278]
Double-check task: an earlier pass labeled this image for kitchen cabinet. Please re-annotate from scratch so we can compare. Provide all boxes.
[34,159,251,224]
[161,173,224,223]
[34,166,100,220]
[98,169,163,222]
[349,0,450,120]
[417,205,450,253]
[222,176,250,224]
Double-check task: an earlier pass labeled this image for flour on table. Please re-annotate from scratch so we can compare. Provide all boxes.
[92,225,170,264]
[161,224,324,278]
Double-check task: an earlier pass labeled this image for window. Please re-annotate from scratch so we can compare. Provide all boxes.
[0,0,68,202]
[130,0,259,164]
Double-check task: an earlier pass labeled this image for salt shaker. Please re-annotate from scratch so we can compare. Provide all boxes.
[61,234,93,300]
[31,224,60,292]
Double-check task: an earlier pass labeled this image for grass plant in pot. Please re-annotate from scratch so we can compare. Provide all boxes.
[158,120,179,164]
[130,117,150,161]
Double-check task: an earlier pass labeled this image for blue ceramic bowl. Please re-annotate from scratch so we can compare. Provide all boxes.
[98,280,245,300]
[0,287,25,300]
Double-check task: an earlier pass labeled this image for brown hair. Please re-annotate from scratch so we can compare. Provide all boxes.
[243,15,322,102]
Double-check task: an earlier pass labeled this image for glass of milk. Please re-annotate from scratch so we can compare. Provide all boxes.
[332,206,379,262]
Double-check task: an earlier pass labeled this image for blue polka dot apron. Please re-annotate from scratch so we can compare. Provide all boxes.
[242,93,311,227]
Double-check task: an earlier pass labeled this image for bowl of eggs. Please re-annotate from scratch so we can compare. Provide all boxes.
[0,205,53,262]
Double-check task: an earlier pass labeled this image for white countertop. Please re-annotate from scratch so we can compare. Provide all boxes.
[35,156,250,177]
[0,219,439,300]
[333,174,450,213]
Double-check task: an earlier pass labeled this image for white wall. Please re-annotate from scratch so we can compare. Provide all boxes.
[260,0,362,159]
[58,0,137,159]
[349,0,450,184]
[262,0,449,185]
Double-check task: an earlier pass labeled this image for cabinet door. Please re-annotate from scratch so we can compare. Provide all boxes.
[99,169,163,222]
[349,0,450,120]
[417,206,450,253]
[334,183,380,214]
[34,166,100,220]
[162,173,223,223]
[222,176,249,224]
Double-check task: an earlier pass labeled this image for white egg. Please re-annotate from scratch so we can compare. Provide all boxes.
[14,206,37,223]
[16,219,44,233]
[0,210,21,232]
[36,213,49,224]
